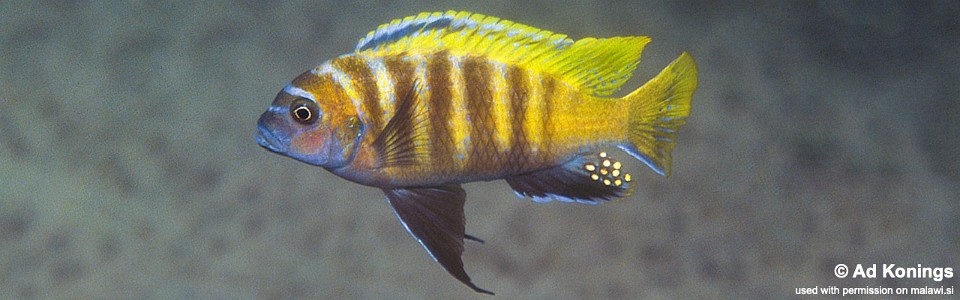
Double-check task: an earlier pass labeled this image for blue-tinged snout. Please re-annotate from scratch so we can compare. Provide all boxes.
[256,81,363,169]
[256,107,291,154]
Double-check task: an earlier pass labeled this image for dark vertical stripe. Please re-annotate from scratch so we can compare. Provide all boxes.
[463,56,496,175]
[333,56,381,134]
[291,71,331,95]
[541,75,556,156]
[427,51,454,171]
[374,55,419,171]
[507,65,529,174]
[384,55,416,124]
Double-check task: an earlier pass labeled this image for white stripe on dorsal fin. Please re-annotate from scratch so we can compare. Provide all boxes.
[356,12,455,52]
[355,11,572,55]
[353,11,649,96]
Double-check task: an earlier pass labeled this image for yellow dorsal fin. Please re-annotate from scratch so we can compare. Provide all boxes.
[355,11,650,96]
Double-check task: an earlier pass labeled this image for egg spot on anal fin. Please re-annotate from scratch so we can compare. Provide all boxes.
[583,151,632,191]
[506,151,633,204]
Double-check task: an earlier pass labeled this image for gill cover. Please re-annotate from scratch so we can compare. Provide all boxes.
[257,74,364,169]
[329,115,364,168]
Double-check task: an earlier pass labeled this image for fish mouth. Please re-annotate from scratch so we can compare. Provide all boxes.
[256,124,288,154]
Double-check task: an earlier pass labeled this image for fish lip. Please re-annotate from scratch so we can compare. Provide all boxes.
[256,125,288,154]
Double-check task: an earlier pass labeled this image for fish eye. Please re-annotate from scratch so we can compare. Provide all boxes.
[290,98,319,125]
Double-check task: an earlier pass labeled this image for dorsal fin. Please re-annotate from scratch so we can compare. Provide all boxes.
[355,11,650,96]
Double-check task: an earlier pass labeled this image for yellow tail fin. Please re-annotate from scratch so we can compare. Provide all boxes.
[619,52,698,176]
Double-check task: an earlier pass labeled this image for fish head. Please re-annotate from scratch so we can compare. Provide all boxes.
[256,70,364,169]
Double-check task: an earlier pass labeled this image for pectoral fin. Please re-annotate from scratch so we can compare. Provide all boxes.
[383,185,493,295]
[373,80,429,168]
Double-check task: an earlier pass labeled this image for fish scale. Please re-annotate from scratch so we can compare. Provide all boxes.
[255,10,698,294]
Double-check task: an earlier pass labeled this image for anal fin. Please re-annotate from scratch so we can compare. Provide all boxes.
[383,184,494,295]
[506,151,633,204]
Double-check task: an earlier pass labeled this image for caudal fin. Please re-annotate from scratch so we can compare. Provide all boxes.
[619,52,698,176]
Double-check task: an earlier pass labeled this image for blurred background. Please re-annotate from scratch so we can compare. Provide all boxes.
[1,1,957,298]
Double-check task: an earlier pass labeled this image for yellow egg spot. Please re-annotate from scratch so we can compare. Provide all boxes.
[602,160,611,167]
[603,179,611,186]
[600,168,608,175]
[612,169,620,177]
[591,174,600,181]
[584,164,596,171]
[624,173,632,182]
[613,161,621,169]
[599,152,607,158]
[614,179,622,186]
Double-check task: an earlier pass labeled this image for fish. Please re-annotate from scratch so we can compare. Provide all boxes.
[256,11,697,294]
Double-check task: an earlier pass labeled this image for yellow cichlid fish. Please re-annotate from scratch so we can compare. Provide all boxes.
[256,11,697,294]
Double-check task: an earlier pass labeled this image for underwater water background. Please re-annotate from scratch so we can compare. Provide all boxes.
[1,1,957,298]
